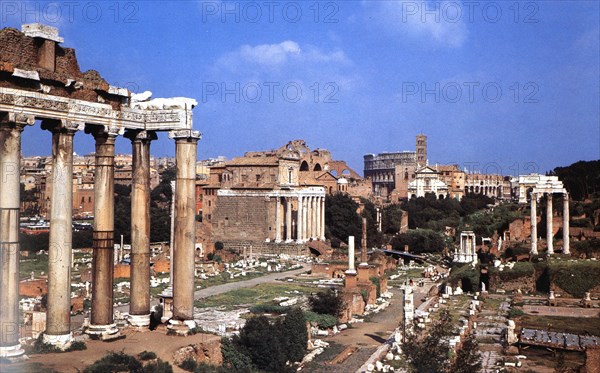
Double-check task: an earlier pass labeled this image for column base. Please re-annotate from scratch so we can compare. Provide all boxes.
[0,344,25,358]
[274,239,282,243]
[128,314,151,327]
[43,333,72,350]
[86,324,120,341]
[167,319,197,336]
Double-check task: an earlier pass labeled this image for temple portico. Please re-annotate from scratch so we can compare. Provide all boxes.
[518,175,569,255]
[454,231,477,263]
[0,23,201,354]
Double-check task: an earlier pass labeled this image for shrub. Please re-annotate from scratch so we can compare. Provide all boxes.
[308,289,345,318]
[549,261,600,298]
[214,241,224,251]
[143,359,173,373]
[249,303,290,314]
[178,358,197,372]
[304,311,338,329]
[31,334,61,354]
[139,351,157,361]
[66,341,87,351]
[220,337,253,372]
[369,276,381,298]
[281,308,308,363]
[238,316,286,372]
[83,352,143,373]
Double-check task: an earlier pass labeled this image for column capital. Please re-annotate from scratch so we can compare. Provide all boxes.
[41,118,84,133]
[0,112,35,127]
[168,129,201,141]
[124,129,158,142]
[85,124,123,138]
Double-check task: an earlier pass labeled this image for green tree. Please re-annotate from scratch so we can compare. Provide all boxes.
[382,204,404,235]
[390,229,445,254]
[450,333,482,373]
[238,316,287,372]
[325,193,361,244]
[281,307,308,363]
[220,337,253,373]
[308,289,345,318]
[403,309,454,373]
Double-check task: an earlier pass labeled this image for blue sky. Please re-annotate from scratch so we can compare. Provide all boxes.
[2,0,599,176]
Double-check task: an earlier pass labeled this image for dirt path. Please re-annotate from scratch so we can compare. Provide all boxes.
[307,279,437,373]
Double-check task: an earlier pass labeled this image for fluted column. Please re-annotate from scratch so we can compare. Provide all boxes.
[302,197,308,241]
[312,196,318,239]
[307,196,312,239]
[531,193,538,255]
[275,197,281,243]
[0,114,33,358]
[546,193,553,255]
[42,120,81,348]
[169,130,201,331]
[563,193,570,255]
[87,126,119,335]
[126,130,157,327]
[315,196,321,240]
[285,198,292,242]
[296,196,303,243]
[320,197,326,240]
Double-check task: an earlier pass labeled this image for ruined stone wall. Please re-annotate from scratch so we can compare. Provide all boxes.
[19,278,48,297]
[220,240,309,257]
[212,195,272,242]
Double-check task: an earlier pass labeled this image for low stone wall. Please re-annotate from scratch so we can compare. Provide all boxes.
[221,240,309,257]
[489,272,536,293]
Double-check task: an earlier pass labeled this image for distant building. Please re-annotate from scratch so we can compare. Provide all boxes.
[365,134,427,200]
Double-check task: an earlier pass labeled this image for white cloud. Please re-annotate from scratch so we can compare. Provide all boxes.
[218,40,351,70]
[369,0,468,48]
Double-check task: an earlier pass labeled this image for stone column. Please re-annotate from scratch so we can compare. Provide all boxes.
[169,130,201,333]
[347,236,356,274]
[0,114,33,358]
[530,193,538,255]
[126,130,157,327]
[285,198,292,242]
[312,197,320,240]
[302,197,308,241]
[563,193,570,255]
[87,126,119,336]
[275,196,281,243]
[315,195,321,240]
[546,193,553,255]
[320,197,326,240]
[305,196,313,240]
[360,217,368,266]
[42,120,81,348]
[296,196,303,243]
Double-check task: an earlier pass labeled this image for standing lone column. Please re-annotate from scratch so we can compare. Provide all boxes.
[0,114,33,358]
[127,130,157,327]
[546,193,553,255]
[275,197,281,243]
[43,120,80,348]
[530,192,538,255]
[563,192,570,255]
[296,196,303,243]
[285,198,292,242]
[320,196,326,240]
[169,130,201,333]
[87,126,119,336]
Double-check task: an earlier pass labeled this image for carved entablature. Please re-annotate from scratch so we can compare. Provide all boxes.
[0,88,195,133]
[168,129,201,140]
[124,129,158,142]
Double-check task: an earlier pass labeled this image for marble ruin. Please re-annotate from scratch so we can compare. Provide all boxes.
[0,24,200,356]
[518,174,569,255]
[454,231,477,263]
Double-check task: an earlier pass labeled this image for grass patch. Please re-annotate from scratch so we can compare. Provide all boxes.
[19,254,49,279]
[519,315,600,336]
[194,283,314,310]
[548,260,600,298]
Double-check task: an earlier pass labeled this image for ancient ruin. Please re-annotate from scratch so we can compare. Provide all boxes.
[0,24,200,356]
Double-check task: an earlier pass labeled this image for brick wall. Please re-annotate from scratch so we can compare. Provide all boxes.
[220,240,309,257]
[212,195,272,241]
